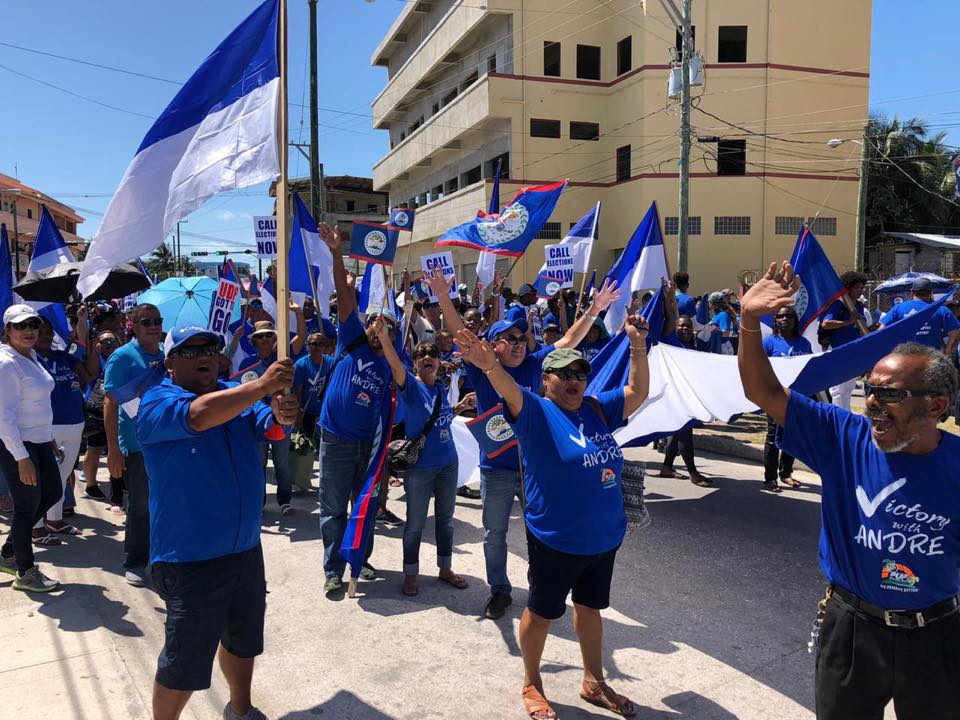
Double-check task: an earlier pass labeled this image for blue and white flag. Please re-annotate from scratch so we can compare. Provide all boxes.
[583,269,596,300]
[78,0,280,297]
[27,206,73,344]
[488,158,502,216]
[388,208,415,232]
[437,180,567,257]
[350,221,398,266]
[560,202,599,273]
[208,261,241,336]
[290,194,334,317]
[358,261,396,316]
[604,202,668,335]
[0,224,13,321]
[534,272,565,299]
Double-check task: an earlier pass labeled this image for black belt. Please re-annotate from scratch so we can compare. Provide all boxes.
[830,584,960,630]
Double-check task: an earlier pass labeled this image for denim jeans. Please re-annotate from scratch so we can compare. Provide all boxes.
[259,436,292,507]
[480,468,522,594]
[763,415,795,482]
[0,441,63,573]
[123,451,150,571]
[318,429,374,579]
[402,462,458,576]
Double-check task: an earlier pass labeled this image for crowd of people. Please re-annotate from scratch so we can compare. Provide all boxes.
[1,226,959,719]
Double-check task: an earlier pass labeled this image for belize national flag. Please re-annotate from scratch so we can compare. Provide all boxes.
[350,221,399,265]
[437,180,567,257]
[388,208,415,233]
[466,404,519,459]
[534,272,565,299]
[78,0,280,298]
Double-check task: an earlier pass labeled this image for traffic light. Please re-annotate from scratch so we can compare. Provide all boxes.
[190,251,208,256]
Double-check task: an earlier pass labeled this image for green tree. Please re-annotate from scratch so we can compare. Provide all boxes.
[144,242,193,280]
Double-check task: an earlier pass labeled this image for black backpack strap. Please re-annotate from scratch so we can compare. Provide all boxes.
[409,385,443,445]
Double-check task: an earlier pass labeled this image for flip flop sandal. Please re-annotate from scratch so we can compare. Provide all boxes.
[46,523,81,536]
[780,477,802,488]
[580,680,636,717]
[656,470,686,479]
[110,506,126,515]
[401,583,419,597]
[438,573,468,589]
[33,534,63,547]
[522,684,556,720]
[691,476,713,487]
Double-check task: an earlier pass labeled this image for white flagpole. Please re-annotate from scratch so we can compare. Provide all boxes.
[574,201,601,322]
[275,0,290,355]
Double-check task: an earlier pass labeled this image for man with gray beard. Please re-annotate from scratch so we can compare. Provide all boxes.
[738,261,960,720]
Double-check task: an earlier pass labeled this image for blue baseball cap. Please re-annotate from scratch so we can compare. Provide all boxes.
[168,325,221,353]
[486,317,528,341]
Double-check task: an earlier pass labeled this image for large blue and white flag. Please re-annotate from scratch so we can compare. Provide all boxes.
[437,180,567,257]
[0,224,13,321]
[533,202,600,282]
[290,194,334,317]
[78,0,280,297]
[604,202,668,335]
[26,206,73,344]
[357,261,396,316]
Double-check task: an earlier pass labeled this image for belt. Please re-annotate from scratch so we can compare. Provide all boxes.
[830,584,960,630]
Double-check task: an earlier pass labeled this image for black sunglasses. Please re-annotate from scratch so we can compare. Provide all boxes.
[863,382,940,404]
[11,319,42,330]
[415,348,440,359]
[137,317,163,327]
[548,368,588,382]
[171,344,220,360]
[97,338,119,346]
[495,334,525,346]
[307,340,332,348]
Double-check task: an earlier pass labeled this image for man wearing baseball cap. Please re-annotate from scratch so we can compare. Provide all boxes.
[880,277,960,356]
[506,283,538,323]
[137,325,297,720]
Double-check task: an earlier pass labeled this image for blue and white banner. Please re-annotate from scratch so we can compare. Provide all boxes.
[208,261,241,336]
[350,221,398,266]
[420,251,458,301]
[78,0,280,297]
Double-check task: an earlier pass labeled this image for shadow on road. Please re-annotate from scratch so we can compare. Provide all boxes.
[277,690,397,719]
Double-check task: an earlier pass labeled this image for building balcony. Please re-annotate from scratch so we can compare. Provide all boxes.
[0,208,86,261]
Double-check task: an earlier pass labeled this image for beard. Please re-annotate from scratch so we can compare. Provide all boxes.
[867,405,926,453]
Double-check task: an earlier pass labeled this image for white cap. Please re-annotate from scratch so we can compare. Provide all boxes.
[458,283,468,291]
[3,303,40,325]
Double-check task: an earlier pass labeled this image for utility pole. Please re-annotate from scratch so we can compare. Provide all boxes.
[677,0,693,273]
[853,128,870,272]
[308,0,323,223]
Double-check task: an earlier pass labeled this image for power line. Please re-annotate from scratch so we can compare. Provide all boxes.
[0,40,182,84]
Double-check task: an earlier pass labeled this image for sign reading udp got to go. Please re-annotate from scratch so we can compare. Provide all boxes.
[544,242,575,289]
[253,216,277,258]
[420,251,458,301]
[208,274,240,335]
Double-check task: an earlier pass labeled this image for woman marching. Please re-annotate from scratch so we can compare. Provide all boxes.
[456,315,650,720]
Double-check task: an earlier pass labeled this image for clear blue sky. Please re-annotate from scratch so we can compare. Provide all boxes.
[2,0,957,258]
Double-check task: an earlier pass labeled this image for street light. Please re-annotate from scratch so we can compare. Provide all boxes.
[826,136,870,272]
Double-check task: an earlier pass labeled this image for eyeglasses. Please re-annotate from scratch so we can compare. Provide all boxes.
[10,319,41,331]
[307,341,332,348]
[248,300,263,309]
[863,382,940,404]
[495,334,525,346]
[416,348,440,359]
[137,317,163,327]
[97,338,118,346]
[548,368,588,382]
[171,344,220,360]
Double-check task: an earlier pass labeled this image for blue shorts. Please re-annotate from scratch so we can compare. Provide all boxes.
[526,530,619,620]
[151,544,266,691]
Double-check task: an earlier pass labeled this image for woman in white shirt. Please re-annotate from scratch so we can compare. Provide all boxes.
[0,304,64,593]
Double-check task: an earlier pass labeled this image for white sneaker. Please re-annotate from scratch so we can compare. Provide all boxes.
[124,569,147,587]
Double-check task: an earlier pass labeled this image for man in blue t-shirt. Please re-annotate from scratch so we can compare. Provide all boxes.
[506,283,538,323]
[820,270,869,410]
[137,325,297,720]
[880,277,960,356]
[427,269,622,620]
[739,261,960,720]
[293,331,336,437]
[103,303,165,587]
[673,271,697,318]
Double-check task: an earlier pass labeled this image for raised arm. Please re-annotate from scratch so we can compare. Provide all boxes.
[737,262,799,426]
[188,359,295,432]
[319,222,354,322]
[622,316,650,418]
[456,328,523,419]
[425,268,464,336]
[290,302,306,356]
[555,278,621,349]
[373,315,408,388]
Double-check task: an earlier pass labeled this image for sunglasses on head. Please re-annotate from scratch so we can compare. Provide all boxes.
[171,343,220,360]
[11,319,41,331]
[863,382,939,404]
[416,348,440,359]
[496,334,525,346]
[138,317,163,327]
[548,368,588,382]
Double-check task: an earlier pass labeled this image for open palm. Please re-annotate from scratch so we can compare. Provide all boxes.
[741,261,801,317]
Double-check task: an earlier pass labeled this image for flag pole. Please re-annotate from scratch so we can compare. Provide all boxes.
[572,201,600,323]
[274,0,290,357]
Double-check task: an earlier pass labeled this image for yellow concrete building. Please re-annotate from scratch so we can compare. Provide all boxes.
[369,0,872,295]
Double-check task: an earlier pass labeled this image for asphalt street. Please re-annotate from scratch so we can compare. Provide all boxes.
[0,446,899,719]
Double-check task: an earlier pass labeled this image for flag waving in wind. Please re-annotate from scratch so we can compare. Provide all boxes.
[78,0,280,297]
[437,180,567,256]
[27,206,74,343]
[290,193,334,317]
[533,202,600,280]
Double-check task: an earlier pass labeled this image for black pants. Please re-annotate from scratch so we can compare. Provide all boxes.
[123,452,150,570]
[816,594,960,719]
[663,428,697,472]
[0,441,63,573]
[763,415,794,482]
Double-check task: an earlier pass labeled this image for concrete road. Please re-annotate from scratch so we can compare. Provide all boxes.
[0,448,898,720]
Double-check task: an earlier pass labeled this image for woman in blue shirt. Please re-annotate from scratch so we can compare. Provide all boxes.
[374,318,468,598]
[761,307,812,492]
[456,317,649,720]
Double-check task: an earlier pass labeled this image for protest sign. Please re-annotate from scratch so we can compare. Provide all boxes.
[208,262,241,335]
[253,215,277,258]
[544,242,575,289]
[420,251,458,301]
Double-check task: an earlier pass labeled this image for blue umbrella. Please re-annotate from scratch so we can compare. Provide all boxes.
[873,271,952,294]
[136,276,241,331]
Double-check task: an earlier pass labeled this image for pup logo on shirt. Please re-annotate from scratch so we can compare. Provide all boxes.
[881,559,919,593]
[356,391,372,407]
[485,414,515,442]
[600,468,617,489]
[438,428,450,443]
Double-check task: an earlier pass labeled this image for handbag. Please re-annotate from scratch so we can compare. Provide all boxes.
[387,386,443,474]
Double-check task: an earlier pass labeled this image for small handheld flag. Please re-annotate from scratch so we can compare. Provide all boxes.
[388,208,415,232]
[466,404,519,459]
[350,221,399,265]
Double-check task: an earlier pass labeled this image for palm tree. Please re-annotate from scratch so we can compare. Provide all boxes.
[144,242,193,280]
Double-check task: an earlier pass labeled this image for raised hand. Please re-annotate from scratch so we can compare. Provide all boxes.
[492,274,505,295]
[455,328,497,371]
[372,314,392,346]
[318,222,340,252]
[740,261,800,319]
[425,267,452,299]
[625,315,649,345]
[259,358,295,395]
[590,278,622,312]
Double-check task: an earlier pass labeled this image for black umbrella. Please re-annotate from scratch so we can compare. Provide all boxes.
[14,261,153,303]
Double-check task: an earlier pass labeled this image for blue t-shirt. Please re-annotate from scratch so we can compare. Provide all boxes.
[821,299,866,348]
[579,339,607,361]
[880,300,960,350]
[39,345,86,425]
[509,388,627,555]
[782,392,960,610]
[318,313,392,441]
[506,303,530,323]
[294,354,335,416]
[400,371,456,469]
[763,334,812,358]
[713,311,734,333]
[676,292,697,318]
[465,344,554,471]
[104,339,165,455]
[137,378,278,564]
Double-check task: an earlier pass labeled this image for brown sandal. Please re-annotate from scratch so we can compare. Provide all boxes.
[438,571,468,589]
[580,680,636,717]
[656,469,686,479]
[522,684,557,720]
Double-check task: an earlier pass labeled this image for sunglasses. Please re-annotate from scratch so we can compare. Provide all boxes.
[863,382,940,404]
[307,341,332,348]
[495,334,525,346]
[137,317,163,327]
[97,338,119,346]
[171,344,220,360]
[248,300,263,309]
[10,319,41,331]
[415,348,440,359]
[548,368,588,382]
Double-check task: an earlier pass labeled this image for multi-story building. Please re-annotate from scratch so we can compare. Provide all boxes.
[0,172,86,277]
[370,0,871,294]
[195,260,252,280]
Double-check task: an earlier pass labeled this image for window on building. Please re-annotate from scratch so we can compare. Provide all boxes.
[487,54,497,74]
[543,41,561,76]
[441,88,457,107]
[460,70,478,92]
[714,216,751,235]
[717,139,746,176]
[664,216,702,235]
[445,177,459,195]
[418,193,428,207]
[616,145,631,181]
[487,152,509,179]
[809,217,837,236]
[617,36,632,76]
[346,200,355,212]
[675,26,696,54]
[570,121,600,141]
[26,208,32,220]
[530,118,561,138]
[431,184,443,202]
[399,131,406,142]
[718,26,748,63]
[894,249,913,274]
[432,101,440,115]
[775,216,804,236]
[462,165,482,186]
[535,222,562,240]
[409,197,418,208]
[576,44,601,80]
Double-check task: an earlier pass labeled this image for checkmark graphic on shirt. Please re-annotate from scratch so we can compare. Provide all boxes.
[855,478,906,518]
[569,424,587,448]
